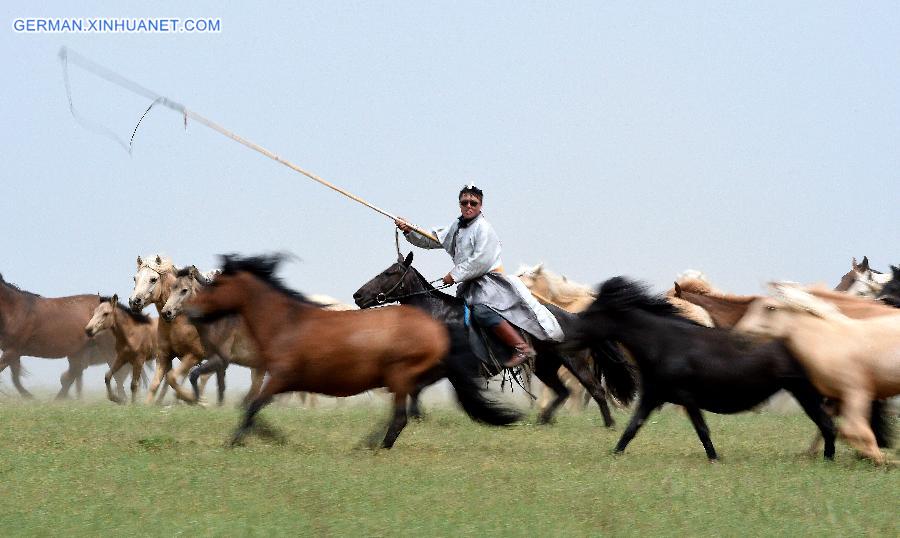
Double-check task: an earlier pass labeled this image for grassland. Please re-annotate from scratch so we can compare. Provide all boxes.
[0,398,896,537]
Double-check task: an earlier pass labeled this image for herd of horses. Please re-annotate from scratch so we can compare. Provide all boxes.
[1,253,898,463]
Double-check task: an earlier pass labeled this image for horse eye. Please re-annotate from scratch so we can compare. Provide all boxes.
[181,288,188,294]
[133,276,136,282]
[150,277,157,283]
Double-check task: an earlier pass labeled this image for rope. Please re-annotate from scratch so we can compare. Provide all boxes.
[58,47,439,242]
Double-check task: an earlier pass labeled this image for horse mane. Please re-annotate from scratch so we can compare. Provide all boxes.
[515,262,594,303]
[140,254,176,274]
[591,277,687,321]
[769,284,848,321]
[410,265,460,303]
[219,254,317,306]
[675,277,714,295]
[175,266,194,278]
[99,296,152,324]
[0,274,42,298]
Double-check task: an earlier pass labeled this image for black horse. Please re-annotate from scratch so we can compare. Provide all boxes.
[877,265,900,307]
[574,276,838,461]
[353,252,635,426]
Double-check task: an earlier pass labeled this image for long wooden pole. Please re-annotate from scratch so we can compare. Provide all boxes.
[59,47,439,242]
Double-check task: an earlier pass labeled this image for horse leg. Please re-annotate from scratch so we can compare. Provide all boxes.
[130,361,143,404]
[685,406,718,462]
[242,368,266,407]
[57,356,85,400]
[838,391,884,464]
[788,385,836,461]
[533,353,569,424]
[112,362,129,401]
[558,350,615,428]
[104,356,127,404]
[0,351,33,399]
[166,355,201,403]
[407,365,447,420]
[614,396,657,454]
[146,355,172,404]
[215,364,226,406]
[380,394,409,449]
[230,376,284,447]
[188,356,226,403]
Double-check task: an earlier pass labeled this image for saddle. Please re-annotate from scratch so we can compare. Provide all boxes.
[463,304,533,377]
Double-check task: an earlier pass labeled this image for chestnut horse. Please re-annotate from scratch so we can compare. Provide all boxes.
[85,296,158,404]
[185,254,520,448]
[737,284,900,464]
[0,273,128,399]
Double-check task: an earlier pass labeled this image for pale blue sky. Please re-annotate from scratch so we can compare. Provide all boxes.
[2,2,898,389]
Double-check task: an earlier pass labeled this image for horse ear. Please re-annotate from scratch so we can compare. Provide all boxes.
[155,255,163,266]
[111,294,118,304]
[534,262,544,274]
[403,251,414,267]
[859,256,869,271]
[136,256,143,268]
[674,282,683,297]
[892,265,900,277]
[189,265,199,278]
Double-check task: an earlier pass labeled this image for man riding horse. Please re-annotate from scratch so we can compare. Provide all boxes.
[395,184,563,367]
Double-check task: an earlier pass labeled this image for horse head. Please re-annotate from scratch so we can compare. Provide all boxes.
[129,254,176,312]
[353,252,415,308]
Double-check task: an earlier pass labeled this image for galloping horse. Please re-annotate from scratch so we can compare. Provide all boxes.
[0,273,128,399]
[185,254,520,448]
[574,277,837,461]
[128,255,217,404]
[736,284,900,464]
[85,296,158,404]
[161,266,265,405]
[354,253,632,427]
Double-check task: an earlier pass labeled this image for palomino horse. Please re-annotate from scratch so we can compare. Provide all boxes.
[354,253,631,427]
[736,284,900,464]
[161,266,265,406]
[834,256,891,298]
[0,273,129,399]
[675,276,897,452]
[574,277,837,461]
[85,296,158,404]
[185,254,520,448]
[128,254,217,404]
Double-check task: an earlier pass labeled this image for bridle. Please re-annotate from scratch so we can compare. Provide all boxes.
[362,263,452,308]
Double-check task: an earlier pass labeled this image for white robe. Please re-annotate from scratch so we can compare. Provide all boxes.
[405,214,564,341]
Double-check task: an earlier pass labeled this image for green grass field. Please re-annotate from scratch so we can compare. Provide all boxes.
[0,398,896,537]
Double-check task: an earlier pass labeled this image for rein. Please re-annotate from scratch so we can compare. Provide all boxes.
[363,264,452,307]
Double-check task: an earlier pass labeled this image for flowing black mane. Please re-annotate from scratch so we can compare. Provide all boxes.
[0,273,42,298]
[175,266,195,279]
[589,276,688,322]
[409,264,460,304]
[100,296,152,324]
[220,254,316,306]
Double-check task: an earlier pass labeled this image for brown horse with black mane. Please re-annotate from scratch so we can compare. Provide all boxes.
[185,254,520,449]
[0,273,128,399]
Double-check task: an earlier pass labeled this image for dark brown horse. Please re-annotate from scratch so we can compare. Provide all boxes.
[185,254,520,448]
[0,273,128,399]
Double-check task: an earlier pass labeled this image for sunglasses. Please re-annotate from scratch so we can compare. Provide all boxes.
[459,199,481,208]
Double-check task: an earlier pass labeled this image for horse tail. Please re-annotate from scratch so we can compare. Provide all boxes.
[591,340,637,407]
[441,327,522,426]
[871,399,894,449]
